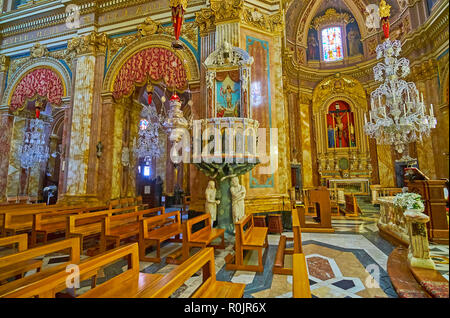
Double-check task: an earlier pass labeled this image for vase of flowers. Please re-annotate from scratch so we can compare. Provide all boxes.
[393,192,425,212]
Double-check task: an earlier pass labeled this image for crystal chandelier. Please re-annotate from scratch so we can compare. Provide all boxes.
[133,100,164,164]
[363,3,436,156]
[17,118,50,169]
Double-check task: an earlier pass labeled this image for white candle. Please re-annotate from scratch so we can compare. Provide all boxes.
[430,104,434,116]
[407,89,410,102]
[369,111,373,122]
[421,93,424,104]
[364,113,367,124]
[378,95,382,107]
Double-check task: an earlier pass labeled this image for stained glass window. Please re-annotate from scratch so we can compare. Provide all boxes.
[322,27,344,62]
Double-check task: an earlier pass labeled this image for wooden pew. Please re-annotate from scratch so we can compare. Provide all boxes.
[0,237,80,297]
[1,205,89,236]
[0,203,46,211]
[185,213,225,251]
[141,247,245,298]
[101,206,165,251]
[225,214,268,272]
[273,207,303,275]
[67,206,139,255]
[343,194,361,217]
[0,234,42,284]
[167,213,226,265]
[31,205,109,246]
[139,210,183,262]
[2,243,164,298]
[292,253,312,298]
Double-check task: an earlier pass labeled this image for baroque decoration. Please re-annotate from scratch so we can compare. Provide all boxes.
[9,68,64,112]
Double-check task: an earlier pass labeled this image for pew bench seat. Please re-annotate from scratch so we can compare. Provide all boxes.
[243,227,268,248]
[0,259,43,283]
[80,273,164,298]
[192,280,245,298]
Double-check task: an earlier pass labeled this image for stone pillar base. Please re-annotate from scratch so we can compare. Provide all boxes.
[408,252,436,270]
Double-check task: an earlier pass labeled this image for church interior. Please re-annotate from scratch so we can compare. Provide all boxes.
[0,0,449,300]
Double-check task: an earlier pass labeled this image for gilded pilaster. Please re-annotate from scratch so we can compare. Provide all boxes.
[299,94,314,188]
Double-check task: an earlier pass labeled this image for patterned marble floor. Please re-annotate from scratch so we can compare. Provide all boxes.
[8,196,449,298]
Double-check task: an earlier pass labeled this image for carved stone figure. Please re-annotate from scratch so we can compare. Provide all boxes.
[205,180,220,225]
[230,176,246,223]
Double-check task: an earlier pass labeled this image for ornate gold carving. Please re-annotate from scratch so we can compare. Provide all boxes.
[30,43,49,59]
[138,17,162,37]
[311,8,354,30]
[210,0,243,23]
[195,8,216,36]
[0,55,9,73]
[169,0,188,9]
[241,7,284,34]
[109,18,198,57]
[67,32,108,57]
[379,0,391,19]
[313,73,366,111]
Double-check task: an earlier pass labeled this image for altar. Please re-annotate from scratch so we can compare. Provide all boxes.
[328,178,370,195]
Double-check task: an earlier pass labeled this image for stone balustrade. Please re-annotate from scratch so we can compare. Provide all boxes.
[378,196,436,270]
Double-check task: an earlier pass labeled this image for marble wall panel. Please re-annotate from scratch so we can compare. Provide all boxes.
[0,114,13,201]
[300,102,313,188]
[6,117,25,197]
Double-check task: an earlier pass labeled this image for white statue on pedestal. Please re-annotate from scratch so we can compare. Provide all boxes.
[230,176,246,223]
[205,180,220,227]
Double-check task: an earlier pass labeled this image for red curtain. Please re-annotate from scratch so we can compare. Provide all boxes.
[113,47,187,100]
[10,68,64,112]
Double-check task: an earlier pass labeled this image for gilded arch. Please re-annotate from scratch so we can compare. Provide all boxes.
[103,34,200,96]
[2,57,71,112]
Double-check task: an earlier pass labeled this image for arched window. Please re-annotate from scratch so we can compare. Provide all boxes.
[326,101,356,149]
[321,27,344,62]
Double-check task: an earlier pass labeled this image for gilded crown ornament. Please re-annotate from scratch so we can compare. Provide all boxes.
[311,8,354,30]
[379,0,391,39]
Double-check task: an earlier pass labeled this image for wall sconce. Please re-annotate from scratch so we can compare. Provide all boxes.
[96,141,103,158]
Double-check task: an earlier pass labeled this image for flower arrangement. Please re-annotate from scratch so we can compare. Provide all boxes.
[393,192,425,211]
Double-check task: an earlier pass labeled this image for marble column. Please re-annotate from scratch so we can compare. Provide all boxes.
[6,117,26,198]
[59,32,107,206]
[0,55,12,202]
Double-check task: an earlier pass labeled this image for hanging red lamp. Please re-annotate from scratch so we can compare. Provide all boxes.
[379,0,391,39]
[146,83,154,105]
[170,0,188,49]
[35,98,43,119]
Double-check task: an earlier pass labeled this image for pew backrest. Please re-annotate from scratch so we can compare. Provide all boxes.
[141,247,216,298]
[186,213,212,242]
[0,234,28,254]
[2,242,139,298]
[140,210,181,239]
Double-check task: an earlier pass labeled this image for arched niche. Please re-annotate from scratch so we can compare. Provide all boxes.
[3,58,71,201]
[312,74,371,182]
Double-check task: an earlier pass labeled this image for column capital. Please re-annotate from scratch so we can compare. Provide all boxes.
[67,32,108,58]
[0,54,9,73]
